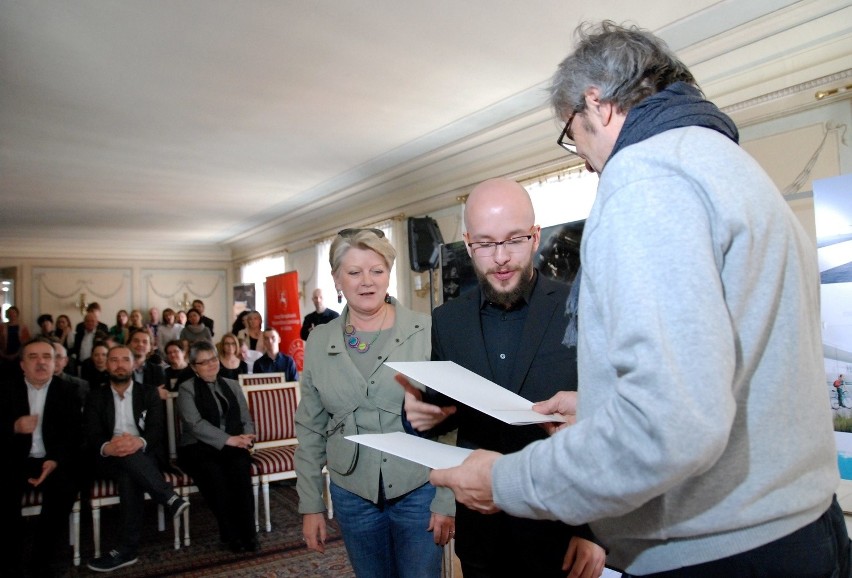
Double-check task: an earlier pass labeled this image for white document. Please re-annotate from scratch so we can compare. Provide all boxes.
[387,360,565,425]
[346,432,473,469]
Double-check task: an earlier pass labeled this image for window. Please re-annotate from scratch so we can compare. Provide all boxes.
[524,168,599,227]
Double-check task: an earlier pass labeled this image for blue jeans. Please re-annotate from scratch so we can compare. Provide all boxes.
[329,481,442,578]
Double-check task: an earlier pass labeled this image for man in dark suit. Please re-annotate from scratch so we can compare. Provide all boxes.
[72,307,108,366]
[83,344,188,573]
[402,178,605,578]
[1,336,82,577]
[128,327,166,393]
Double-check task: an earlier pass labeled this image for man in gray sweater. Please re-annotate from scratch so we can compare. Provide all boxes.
[430,21,851,577]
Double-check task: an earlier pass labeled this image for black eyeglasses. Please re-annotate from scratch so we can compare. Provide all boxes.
[192,357,219,367]
[467,227,538,257]
[338,228,385,238]
[557,112,578,154]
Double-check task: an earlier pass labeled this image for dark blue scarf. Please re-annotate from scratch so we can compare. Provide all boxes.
[563,82,739,347]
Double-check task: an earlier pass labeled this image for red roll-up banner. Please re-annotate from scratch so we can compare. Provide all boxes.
[265,271,304,372]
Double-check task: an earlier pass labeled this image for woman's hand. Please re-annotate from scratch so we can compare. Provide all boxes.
[302,512,327,553]
[225,433,256,450]
[428,513,455,546]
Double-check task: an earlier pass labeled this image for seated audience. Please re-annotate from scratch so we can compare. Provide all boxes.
[128,328,166,400]
[163,339,194,392]
[53,314,75,351]
[191,299,214,337]
[156,308,183,359]
[231,310,250,337]
[72,310,107,367]
[146,307,160,349]
[177,341,257,553]
[236,311,265,354]
[180,309,213,345]
[36,313,56,340]
[74,302,108,341]
[81,341,110,389]
[84,345,188,573]
[109,309,130,345]
[252,328,298,380]
[1,305,31,361]
[217,333,247,380]
[2,337,82,578]
[52,341,89,406]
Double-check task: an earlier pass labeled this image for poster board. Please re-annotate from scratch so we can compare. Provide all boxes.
[813,174,852,480]
[265,272,304,372]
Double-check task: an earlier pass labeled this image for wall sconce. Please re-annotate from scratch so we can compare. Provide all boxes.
[75,293,88,317]
[176,292,193,311]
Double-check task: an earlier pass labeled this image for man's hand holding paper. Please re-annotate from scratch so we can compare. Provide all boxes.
[395,374,457,431]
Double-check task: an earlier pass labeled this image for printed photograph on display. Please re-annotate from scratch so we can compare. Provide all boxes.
[813,174,852,479]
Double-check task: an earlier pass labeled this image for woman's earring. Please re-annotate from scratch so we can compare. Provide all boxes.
[337,289,343,304]
[384,293,391,304]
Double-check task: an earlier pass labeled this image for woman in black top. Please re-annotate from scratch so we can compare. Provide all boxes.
[217,333,247,380]
[163,339,194,391]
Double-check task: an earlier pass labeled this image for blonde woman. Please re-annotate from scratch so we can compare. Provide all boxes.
[217,333,247,380]
[295,228,454,577]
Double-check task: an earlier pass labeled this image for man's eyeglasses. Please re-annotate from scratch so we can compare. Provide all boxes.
[557,112,578,154]
[338,228,385,238]
[193,357,219,367]
[467,229,537,257]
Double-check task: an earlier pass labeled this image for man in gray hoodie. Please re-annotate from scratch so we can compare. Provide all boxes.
[431,21,850,577]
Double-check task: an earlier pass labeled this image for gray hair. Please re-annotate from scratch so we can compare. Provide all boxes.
[329,229,396,274]
[549,21,696,118]
[189,340,217,364]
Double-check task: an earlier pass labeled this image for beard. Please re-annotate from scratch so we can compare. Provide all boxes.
[474,258,536,308]
[108,368,132,385]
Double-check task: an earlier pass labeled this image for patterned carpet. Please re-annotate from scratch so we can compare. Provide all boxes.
[52,480,355,577]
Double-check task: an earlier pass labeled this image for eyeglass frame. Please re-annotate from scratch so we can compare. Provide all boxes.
[192,356,220,367]
[557,111,579,154]
[338,228,385,238]
[466,226,540,257]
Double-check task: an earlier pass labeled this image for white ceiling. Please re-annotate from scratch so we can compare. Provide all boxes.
[1,0,849,261]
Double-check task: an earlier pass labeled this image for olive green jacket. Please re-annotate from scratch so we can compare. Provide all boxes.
[295,298,454,516]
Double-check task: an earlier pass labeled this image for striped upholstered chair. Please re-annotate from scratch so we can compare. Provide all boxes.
[241,378,300,532]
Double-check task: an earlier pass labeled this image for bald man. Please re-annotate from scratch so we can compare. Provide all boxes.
[402,178,605,578]
[300,288,339,341]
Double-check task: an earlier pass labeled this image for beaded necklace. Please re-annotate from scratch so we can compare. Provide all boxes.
[343,304,388,353]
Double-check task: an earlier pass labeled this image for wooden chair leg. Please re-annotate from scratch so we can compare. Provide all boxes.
[92,504,102,559]
[182,493,191,547]
[72,501,81,566]
[252,478,260,532]
[262,480,272,533]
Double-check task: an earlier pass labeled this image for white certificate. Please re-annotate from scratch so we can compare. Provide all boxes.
[387,360,565,425]
[346,432,473,469]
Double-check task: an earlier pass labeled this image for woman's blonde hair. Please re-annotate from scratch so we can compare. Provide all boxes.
[329,228,395,274]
